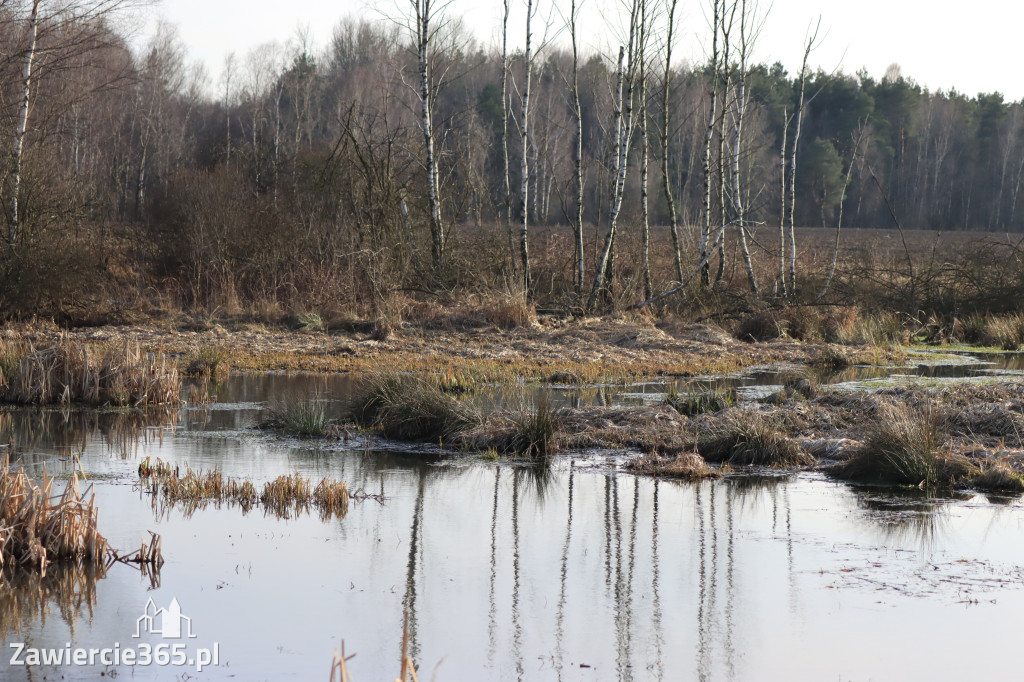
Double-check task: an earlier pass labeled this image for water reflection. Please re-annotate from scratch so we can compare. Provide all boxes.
[0,407,177,462]
[0,564,106,642]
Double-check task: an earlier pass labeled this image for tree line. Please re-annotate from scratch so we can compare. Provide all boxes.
[1,0,1021,318]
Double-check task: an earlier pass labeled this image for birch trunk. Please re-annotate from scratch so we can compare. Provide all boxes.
[639,13,652,301]
[416,0,444,271]
[586,43,631,312]
[699,0,721,286]
[660,0,684,283]
[787,24,817,295]
[570,0,585,296]
[5,0,41,246]
[778,108,788,297]
[501,0,516,272]
[519,0,534,293]
[732,0,757,294]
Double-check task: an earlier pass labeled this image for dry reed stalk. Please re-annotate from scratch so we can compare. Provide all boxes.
[0,455,110,572]
[5,335,180,406]
[141,463,355,520]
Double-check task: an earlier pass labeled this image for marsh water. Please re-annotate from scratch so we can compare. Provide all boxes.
[3,353,1024,681]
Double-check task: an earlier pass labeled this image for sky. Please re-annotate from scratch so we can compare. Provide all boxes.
[141,0,1024,101]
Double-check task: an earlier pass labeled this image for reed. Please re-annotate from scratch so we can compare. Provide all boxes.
[0,456,110,572]
[2,336,179,406]
[141,462,354,520]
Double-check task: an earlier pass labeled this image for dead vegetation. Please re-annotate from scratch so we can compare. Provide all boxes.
[0,457,109,572]
[627,451,719,479]
[350,372,482,441]
[0,336,179,406]
[695,409,814,467]
[138,459,366,520]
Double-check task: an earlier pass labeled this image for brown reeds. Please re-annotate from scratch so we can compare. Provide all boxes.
[140,462,358,520]
[1,336,180,406]
[0,456,109,572]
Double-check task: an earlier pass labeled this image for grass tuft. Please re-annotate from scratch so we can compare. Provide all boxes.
[697,409,813,467]
[972,460,1024,493]
[832,403,941,486]
[666,385,737,415]
[260,399,333,438]
[350,372,481,441]
[627,451,719,479]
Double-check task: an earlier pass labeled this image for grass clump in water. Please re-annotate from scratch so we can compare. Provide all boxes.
[183,343,229,378]
[832,403,942,486]
[499,394,561,459]
[350,372,481,441]
[260,399,333,438]
[666,385,737,416]
[628,451,719,479]
[697,409,813,467]
[972,460,1024,493]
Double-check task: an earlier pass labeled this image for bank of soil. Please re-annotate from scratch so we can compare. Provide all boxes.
[0,317,899,380]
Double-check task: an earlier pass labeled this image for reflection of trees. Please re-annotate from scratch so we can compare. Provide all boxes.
[0,407,178,462]
[0,564,106,641]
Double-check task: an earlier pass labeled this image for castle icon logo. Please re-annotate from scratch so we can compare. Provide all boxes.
[134,598,197,639]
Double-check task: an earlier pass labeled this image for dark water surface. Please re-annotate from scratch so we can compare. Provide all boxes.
[2,359,1024,681]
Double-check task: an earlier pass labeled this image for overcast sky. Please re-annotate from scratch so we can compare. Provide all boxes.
[145,0,1024,100]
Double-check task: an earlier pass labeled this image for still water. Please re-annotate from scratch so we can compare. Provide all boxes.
[2,366,1024,681]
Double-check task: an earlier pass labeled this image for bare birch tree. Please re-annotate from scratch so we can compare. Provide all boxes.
[699,0,722,286]
[785,19,819,296]
[4,0,40,246]
[586,0,642,312]
[411,0,447,271]
[729,0,758,294]
[569,0,585,296]
[659,0,684,283]
[519,0,535,292]
[501,0,516,270]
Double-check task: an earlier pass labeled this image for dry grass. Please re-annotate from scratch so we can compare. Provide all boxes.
[627,451,719,479]
[831,403,942,486]
[468,394,562,460]
[1,336,179,406]
[666,385,737,416]
[350,372,481,441]
[0,456,109,572]
[696,409,813,467]
[260,399,333,438]
[972,460,1024,493]
[140,462,352,520]
[183,342,230,378]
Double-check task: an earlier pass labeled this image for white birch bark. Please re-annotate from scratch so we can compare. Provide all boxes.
[731,0,757,294]
[6,0,41,246]
[519,0,534,292]
[415,0,444,270]
[570,0,585,295]
[660,0,684,283]
[699,0,721,286]
[787,22,818,295]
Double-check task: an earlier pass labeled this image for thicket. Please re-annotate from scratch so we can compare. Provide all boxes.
[3,6,1024,326]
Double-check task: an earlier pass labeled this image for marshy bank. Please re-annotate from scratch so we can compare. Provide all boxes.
[338,371,1024,493]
